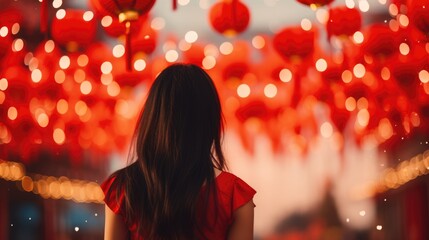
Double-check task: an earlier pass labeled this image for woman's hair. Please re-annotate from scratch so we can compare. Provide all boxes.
[107,63,226,239]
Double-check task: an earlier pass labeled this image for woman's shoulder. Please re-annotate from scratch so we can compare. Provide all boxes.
[216,171,256,211]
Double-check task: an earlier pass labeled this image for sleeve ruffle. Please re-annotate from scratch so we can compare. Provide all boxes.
[232,177,256,211]
[100,176,123,215]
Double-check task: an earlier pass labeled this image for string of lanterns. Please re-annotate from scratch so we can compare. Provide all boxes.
[0,0,428,163]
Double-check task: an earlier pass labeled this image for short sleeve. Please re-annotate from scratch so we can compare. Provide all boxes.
[232,177,256,211]
[100,175,124,215]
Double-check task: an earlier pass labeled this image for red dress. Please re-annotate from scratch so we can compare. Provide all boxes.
[101,171,256,239]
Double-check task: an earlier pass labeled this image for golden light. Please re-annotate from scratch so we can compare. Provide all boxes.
[56,9,66,20]
[112,44,125,58]
[52,0,63,8]
[80,81,92,95]
[252,35,265,49]
[101,16,113,27]
[134,59,146,71]
[30,69,42,83]
[75,100,88,116]
[73,69,85,83]
[378,118,393,140]
[59,55,71,69]
[353,63,366,78]
[151,17,166,30]
[316,8,328,24]
[398,14,409,27]
[264,84,277,98]
[101,73,113,85]
[44,40,55,53]
[356,109,369,128]
[53,128,65,144]
[54,70,66,84]
[22,176,34,192]
[0,26,8,37]
[7,107,18,120]
[202,56,216,70]
[77,54,89,67]
[342,70,353,83]
[353,31,364,44]
[204,44,219,57]
[0,78,8,91]
[399,43,410,55]
[11,23,20,35]
[357,97,368,110]
[419,70,429,83]
[37,112,49,127]
[185,31,198,43]
[107,81,121,97]
[381,67,390,80]
[345,0,355,8]
[320,122,334,138]
[12,38,24,52]
[237,84,251,98]
[101,61,113,74]
[279,68,293,82]
[300,18,312,31]
[165,50,179,62]
[389,19,400,32]
[179,40,191,51]
[315,58,327,72]
[389,4,398,16]
[83,11,94,22]
[219,42,233,55]
[358,0,370,12]
[345,97,356,111]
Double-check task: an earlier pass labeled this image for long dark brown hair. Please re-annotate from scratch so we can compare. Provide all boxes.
[106,63,226,239]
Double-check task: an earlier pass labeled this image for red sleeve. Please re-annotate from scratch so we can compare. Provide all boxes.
[232,177,256,211]
[100,175,124,215]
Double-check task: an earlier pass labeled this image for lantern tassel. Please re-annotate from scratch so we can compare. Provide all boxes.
[125,21,132,71]
[40,0,48,34]
[173,0,177,10]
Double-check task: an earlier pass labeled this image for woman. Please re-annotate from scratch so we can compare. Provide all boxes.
[102,64,256,239]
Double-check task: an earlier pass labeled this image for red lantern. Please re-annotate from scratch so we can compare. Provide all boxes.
[91,0,156,71]
[361,24,399,60]
[101,15,148,38]
[183,43,205,67]
[209,0,250,36]
[131,19,158,56]
[408,0,429,35]
[296,0,334,8]
[273,26,315,64]
[51,9,97,51]
[326,6,362,38]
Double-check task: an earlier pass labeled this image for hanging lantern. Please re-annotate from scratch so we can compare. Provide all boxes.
[131,19,158,56]
[209,0,250,37]
[361,24,399,60]
[408,0,429,35]
[99,14,148,38]
[182,43,205,67]
[273,26,315,64]
[91,0,156,71]
[326,6,362,38]
[51,9,97,52]
[296,0,334,9]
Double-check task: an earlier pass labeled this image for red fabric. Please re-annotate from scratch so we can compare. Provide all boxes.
[101,171,256,239]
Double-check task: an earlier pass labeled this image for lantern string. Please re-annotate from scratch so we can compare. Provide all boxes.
[40,0,48,35]
[125,21,133,71]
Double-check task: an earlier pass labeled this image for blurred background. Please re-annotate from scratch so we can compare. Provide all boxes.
[0,0,429,239]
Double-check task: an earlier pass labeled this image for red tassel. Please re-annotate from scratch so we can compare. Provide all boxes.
[40,0,48,34]
[173,0,177,10]
[125,21,132,71]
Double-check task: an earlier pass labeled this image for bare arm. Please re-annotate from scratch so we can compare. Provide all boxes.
[104,205,129,240]
[227,200,255,240]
